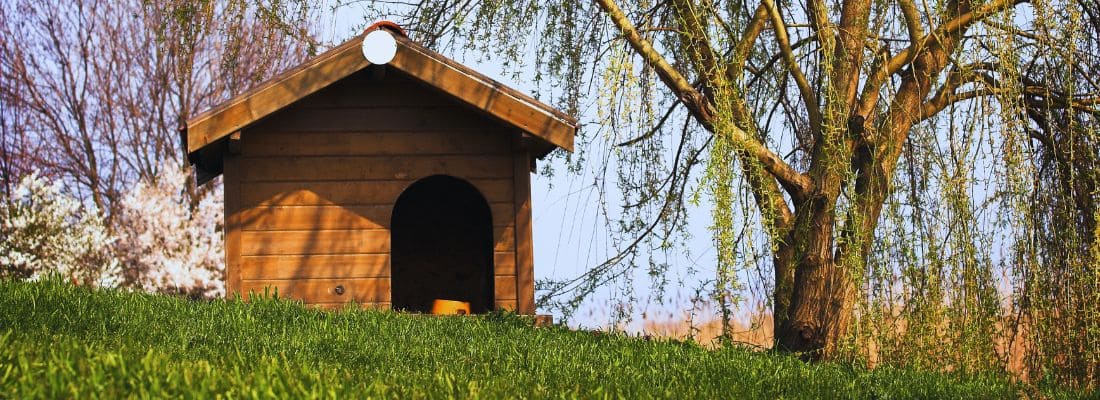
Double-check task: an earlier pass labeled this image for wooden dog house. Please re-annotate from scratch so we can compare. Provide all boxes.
[183,24,576,314]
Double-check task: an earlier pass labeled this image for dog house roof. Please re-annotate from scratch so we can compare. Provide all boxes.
[182,23,577,183]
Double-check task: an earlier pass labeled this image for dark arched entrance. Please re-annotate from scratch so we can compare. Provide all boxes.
[390,175,494,313]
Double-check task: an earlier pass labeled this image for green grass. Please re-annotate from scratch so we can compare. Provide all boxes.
[0,279,1087,399]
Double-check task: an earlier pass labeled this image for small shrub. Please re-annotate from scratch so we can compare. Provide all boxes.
[0,173,119,286]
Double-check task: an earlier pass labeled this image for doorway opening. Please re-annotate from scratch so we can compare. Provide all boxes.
[390,175,494,313]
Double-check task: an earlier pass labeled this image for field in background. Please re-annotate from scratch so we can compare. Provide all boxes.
[0,279,1087,399]
[640,306,1035,381]
[642,310,773,349]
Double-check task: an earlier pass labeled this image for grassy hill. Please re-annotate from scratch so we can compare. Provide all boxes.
[0,279,1084,399]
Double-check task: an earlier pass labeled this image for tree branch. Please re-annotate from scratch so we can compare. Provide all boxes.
[728,3,769,80]
[921,89,995,119]
[897,0,924,49]
[763,0,822,135]
[858,0,1026,116]
[670,0,722,86]
[596,0,813,198]
[596,0,711,121]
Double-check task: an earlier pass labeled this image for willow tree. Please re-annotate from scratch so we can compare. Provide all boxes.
[373,0,1100,359]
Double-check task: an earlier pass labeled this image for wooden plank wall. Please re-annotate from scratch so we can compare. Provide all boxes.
[227,69,521,311]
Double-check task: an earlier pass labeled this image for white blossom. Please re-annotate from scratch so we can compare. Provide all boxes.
[0,173,120,286]
[114,164,225,298]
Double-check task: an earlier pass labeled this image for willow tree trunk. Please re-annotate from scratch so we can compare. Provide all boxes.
[775,205,856,356]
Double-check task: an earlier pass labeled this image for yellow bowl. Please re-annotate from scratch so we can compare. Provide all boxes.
[431,299,471,315]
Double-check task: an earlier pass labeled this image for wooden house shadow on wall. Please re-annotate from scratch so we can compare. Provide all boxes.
[182,25,576,314]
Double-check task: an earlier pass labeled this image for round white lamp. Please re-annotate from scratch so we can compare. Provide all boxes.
[361,29,397,64]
